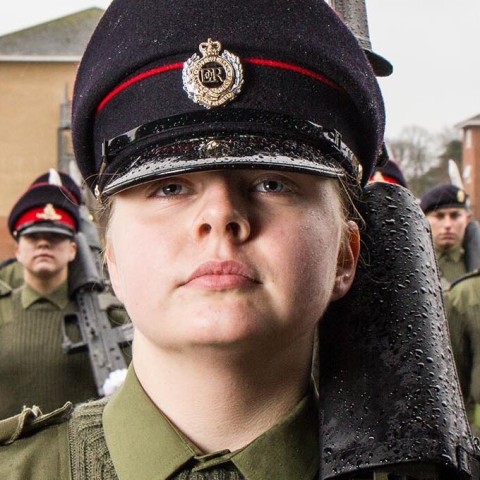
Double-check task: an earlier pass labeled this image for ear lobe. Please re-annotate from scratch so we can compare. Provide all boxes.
[330,221,360,302]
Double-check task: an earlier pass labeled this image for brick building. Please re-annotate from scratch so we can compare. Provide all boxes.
[0,8,103,259]
[456,114,480,221]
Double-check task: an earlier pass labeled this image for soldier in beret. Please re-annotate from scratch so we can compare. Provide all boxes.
[0,170,129,419]
[0,1,474,479]
[420,184,473,289]
[421,184,480,437]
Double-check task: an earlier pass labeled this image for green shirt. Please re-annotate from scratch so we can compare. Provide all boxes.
[436,244,467,288]
[22,281,72,310]
[0,282,96,417]
[0,365,320,480]
[104,366,319,480]
[0,281,75,322]
[0,282,131,418]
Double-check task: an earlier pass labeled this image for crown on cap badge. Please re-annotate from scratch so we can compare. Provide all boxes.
[36,203,61,221]
[457,190,466,203]
[182,39,244,109]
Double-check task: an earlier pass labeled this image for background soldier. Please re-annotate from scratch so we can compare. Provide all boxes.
[420,184,474,289]
[0,170,130,418]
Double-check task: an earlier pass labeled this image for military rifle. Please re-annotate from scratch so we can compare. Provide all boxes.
[62,203,132,396]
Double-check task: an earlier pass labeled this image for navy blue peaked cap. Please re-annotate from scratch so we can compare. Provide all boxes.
[370,159,408,188]
[8,172,81,239]
[32,170,83,205]
[72,0,385,196]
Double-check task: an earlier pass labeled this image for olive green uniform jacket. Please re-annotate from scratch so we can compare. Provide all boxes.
[0,366,319,479]
[437,244,467,290]
[0,281,131,418]
[0,259,24,289]
[445,270,480,435]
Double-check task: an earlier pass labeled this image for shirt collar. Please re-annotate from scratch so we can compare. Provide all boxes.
[437,244,464,263]
[232,392,319,480]
[21,281,70,310]
[103,366,319,480]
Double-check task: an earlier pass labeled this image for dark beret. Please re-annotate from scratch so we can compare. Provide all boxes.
[370,159,408,188]
[72,0,385,197]
[8,171,80,239]
[420,184,469,215]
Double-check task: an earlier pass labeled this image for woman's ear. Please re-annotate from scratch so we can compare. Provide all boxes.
[330,220,360,302]
[68,240,77,263]
[105,241,124,304]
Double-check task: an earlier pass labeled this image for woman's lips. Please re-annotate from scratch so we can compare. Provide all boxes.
[185,261,260,289]
[34,253,53,260]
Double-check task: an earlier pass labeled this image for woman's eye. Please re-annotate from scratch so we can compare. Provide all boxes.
[254,179,291,193]
[153,183,190,197]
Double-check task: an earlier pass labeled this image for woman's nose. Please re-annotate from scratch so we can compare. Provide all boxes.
[194,182,251,243]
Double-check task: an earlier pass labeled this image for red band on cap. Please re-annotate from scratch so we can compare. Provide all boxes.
[97,62,184,112]
[14,206,77,234]
[96,57,344,113]
[243,58,344,93]
[369,173,401,186]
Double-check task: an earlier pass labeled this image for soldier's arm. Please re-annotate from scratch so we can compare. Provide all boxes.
[445,289,472,401]
[0,403,72,479]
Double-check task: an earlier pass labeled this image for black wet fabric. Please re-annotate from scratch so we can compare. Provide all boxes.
[318,182,477,478]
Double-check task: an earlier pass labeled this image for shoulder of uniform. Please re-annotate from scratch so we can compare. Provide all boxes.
[0,402,73,446]
[449,268,480,290]
[0,280,13,298]
[0,257,17,270]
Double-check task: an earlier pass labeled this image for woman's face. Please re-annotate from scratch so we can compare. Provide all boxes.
[106,169,359,355]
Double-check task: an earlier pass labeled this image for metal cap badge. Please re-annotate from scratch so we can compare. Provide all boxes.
[183,39,244,108]
[37,204,62,221]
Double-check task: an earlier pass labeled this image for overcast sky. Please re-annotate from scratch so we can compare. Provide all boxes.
[2,1,480,140]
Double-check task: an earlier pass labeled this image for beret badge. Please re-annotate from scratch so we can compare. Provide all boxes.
[457,189,466,203]
[182,38,244,108]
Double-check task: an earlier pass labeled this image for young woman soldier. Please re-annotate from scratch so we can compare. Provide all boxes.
[0,0,388,478]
